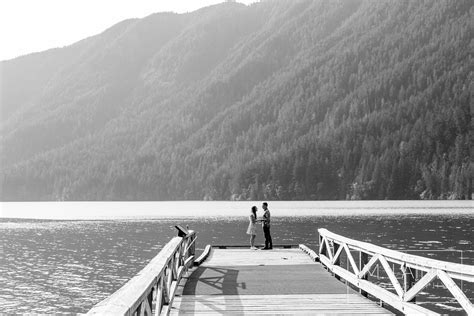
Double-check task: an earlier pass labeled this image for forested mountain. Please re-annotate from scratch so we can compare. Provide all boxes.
[1,0,472,201]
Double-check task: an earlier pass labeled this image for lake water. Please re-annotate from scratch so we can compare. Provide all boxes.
[0,201,472,314]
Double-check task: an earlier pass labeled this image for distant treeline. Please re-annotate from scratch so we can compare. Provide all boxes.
[1,0,472,201]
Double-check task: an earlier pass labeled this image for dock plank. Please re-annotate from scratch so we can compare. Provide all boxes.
[203,248,314,266]
[171,294,392,315]
[172,248,393,315]
[182,264,351,295]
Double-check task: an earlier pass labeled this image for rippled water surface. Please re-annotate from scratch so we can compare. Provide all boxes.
[0,201,472,314]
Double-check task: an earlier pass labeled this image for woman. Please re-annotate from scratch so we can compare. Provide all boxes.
[246,206,258,249]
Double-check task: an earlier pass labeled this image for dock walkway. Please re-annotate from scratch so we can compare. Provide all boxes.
[170,247,392,315]
[87,229,473,315]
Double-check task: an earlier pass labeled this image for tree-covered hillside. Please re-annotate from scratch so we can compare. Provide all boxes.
[1,0,472,201]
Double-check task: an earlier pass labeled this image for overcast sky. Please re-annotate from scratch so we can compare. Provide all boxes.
[0,0,257,61]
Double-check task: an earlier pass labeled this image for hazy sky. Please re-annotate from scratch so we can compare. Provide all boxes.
[0,0,257,61]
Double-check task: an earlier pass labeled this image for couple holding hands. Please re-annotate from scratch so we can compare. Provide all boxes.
[246,202,273,250]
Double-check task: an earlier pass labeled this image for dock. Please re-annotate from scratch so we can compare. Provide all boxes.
[171,247,391,315]
[87,227,474,316]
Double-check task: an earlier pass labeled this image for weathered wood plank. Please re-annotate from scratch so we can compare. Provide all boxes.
[174,246,393,315]
[173,306,391,311]
[171,294,392,315]
[172,312,391,315]
[182,264,350,295]
[213,244,298,249]
[174,302,389,308]
[180,293,373,299]
[203,248,315,266]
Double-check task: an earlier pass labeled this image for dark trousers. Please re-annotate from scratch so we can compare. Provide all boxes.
[263,225,272,249]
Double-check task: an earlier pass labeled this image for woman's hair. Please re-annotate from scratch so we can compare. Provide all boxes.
[251,206,257,217]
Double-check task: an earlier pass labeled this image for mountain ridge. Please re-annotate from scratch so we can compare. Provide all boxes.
[1,0,472,201]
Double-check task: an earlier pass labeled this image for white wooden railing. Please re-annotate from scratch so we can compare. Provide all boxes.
[318,228,474,315]
[87,229,196,316]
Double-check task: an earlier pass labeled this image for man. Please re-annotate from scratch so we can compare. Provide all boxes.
[261,202,273,250]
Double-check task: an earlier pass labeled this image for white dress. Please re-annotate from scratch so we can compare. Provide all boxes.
[246,214,257,235]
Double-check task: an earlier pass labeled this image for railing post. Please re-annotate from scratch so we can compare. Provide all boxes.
[146,288,153,314]
[187,234,195,258]
[319,234,324,256]
[333,242,340,280]
[359,251,369,297]
[402,265,416,302]
[156,277,164,315]
[190,234,196,257]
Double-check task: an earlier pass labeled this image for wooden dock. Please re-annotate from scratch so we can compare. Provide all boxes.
[87,227,474,316]
[170,247,392,315]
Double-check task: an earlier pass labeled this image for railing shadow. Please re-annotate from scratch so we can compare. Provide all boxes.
[180,266,244,314]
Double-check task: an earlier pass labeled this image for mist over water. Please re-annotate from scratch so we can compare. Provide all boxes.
[0,201,473,314]
[1,200,472,219]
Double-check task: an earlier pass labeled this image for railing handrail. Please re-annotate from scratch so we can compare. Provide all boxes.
[318,228,474,315]
[87,230,196,315]
[319,228,474,280]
